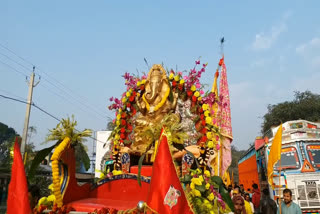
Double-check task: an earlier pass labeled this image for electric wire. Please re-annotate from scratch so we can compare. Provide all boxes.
[0,59,29,77]
[0,43,35,67]
[0,94,107,144]
[0,51,33,73]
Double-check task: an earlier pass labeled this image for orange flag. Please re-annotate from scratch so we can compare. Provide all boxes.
[7,137,31,214]
[267,124,282,188]
[147,130,194,214]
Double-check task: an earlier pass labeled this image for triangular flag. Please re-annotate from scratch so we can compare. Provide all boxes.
[301,159,315,173]
[147,130,194,214]
[7,137,32,214]
[267,124,282,188]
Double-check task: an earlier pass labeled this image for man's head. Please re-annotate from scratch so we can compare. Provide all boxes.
[244,193,250,202]
[263,188,270,196]
[233,189,240,198]
[240,184,244,190]
[247,188,251,193]
[283,188,292,204]
[252,183,258,190]
[232,195,245,214]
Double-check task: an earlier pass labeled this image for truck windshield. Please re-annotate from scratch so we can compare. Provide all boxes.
[274,147,300,170]
[306,144,320,168]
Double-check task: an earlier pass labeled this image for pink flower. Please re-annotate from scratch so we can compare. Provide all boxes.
[109,97,114,101]
[196,83,201,89]
[141,75,147,79]
[203,64,207,67]
[178,71,182,76]
[195,60,200,65]
[200,90,204,95]
[216,135,219,141]
[201,68,205,72]
[183,75,189,80]
[216,144,220,150]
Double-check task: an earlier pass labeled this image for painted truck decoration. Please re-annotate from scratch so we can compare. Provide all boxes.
[238,120,320,213]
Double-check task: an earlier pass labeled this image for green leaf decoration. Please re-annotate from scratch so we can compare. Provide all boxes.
[210,176,234,211]
[76,143,90,171]
[137,154,146,186]
[28,144,56,179]
[195,183,206,193]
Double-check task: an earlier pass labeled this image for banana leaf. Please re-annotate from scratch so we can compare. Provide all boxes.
[76,143,90,171]
[28,144,57,179]
[210,176,234,211]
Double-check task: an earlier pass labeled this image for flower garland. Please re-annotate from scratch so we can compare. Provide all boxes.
[142,86,170,112]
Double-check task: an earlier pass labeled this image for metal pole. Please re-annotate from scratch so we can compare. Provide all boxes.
[279,158,282,214]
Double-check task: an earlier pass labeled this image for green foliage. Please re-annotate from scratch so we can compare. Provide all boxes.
[229,145,246,183]
[75,143,90,171]
[28,144,56,179]
[262,91,320,134]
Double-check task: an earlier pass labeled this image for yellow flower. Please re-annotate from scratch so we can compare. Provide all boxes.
[38,197,48,206]
[203,199,209,204]
[191,177,202,186]
[192,189,201,197]
[114,134,120,140]
[205,116,212,124]
[206,131,212,140]
[198,97,202,101]
[116,120,120,126]
[116,114,121,120]
[205,203,213,210]
[204,110,210,117]
[179,79,185,84]
[141,79,146,84]
[202,104,208,111]
[48,184,54,192]
[199,175,204,182]
[196,168,202,174]
[191,85,196,91]
[126,91,131,97]
[208,193,215,201]
[190,182,195,190]
[137,81,141,86]
[47,194,56,202]
[112,170,123,175]
[169,73,174,80]
[113,140,119,145]
[119,108,122,113]
[174,75,180,81]
[205,183,210,190]
[194,91,200,97]
[122,97,127,104]
[204,170,211,178]
[207,141,214,148]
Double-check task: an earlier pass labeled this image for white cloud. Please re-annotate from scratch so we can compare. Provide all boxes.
[251,12,291,51]
[296,37,320,69]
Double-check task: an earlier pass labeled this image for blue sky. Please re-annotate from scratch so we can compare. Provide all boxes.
[0,0,320,153]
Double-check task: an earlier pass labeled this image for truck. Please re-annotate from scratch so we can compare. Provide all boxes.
[238,120,320,213]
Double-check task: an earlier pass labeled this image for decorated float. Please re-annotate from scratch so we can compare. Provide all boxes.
[35,49,234,214]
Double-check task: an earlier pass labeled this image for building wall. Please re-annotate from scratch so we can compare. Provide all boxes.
[94,131,111,178]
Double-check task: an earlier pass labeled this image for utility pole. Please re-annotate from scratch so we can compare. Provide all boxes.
[21,66,40,158]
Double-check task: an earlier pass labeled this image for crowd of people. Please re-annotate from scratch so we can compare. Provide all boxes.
[227,183,302,214]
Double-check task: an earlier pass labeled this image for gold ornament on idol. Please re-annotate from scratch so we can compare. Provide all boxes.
[142,88,170,113]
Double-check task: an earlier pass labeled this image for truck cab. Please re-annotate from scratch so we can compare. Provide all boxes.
[239,120,320,213]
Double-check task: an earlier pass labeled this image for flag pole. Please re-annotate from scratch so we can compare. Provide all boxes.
[279,158,282,214]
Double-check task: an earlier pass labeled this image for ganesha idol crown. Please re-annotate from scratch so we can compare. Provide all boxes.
[148,64,167,78]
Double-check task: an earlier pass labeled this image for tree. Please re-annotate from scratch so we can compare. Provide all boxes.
[0,122,35,170]
[28,116,92,178]
[261,91,320,134]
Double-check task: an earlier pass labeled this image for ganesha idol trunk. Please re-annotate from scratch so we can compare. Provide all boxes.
[58,146,150,212]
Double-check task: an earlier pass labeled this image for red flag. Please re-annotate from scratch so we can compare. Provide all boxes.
[7,137,31,214]
[147,130,194,214]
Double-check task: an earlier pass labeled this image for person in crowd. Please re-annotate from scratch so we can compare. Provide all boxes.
[28,184,41,209]
[228,195,247,214]
[247,188,252,198]
[277,189,302,214]
[252,183,261,213]
[244,193,255,214]
[240,184,245,194]
[259,188,277,214]
[232,189,253,214]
